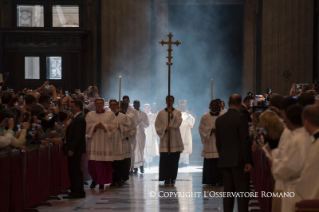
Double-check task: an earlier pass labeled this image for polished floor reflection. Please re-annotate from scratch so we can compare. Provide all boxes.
[38,147,260,212]
[38,165,227,212]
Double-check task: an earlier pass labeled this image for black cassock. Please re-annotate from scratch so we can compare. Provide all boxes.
[159,152,181,181]
[202,158,222,184]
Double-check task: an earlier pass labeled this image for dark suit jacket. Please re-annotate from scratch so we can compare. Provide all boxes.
[64,113,86,155]
[215,108,252,168]
[239,105,252,122]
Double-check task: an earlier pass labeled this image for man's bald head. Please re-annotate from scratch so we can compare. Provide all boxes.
[228,94,242,108]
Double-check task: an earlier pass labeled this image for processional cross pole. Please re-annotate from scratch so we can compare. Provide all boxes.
[159,32,181,154]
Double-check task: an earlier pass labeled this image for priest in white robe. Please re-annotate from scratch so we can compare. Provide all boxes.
[270,96,295,212]
[109,99,131,187]
[122,95,139,173]
[86,99,117,189]
[119,101,137,178]
[271,105,312,212]
[293,105,319,204]
[199,100,223,186]
[143,104,159,167]
[133,100,149,173]
[179,109,195,167]
[155,95,184,185]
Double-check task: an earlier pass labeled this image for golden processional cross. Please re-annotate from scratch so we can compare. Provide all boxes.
[159,32,181,154]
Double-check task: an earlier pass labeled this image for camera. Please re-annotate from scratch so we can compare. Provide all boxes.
[247,92,252,96]
[51,101,57,108]
[294,84,303,92]
[19,92,25,100]
[63,103,68,111]
[65,91,69,96]
[45,85,50,89]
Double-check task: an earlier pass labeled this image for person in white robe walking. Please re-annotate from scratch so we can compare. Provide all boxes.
[122,95,139,173]
[179,108,195,167]
[133,100,149,173]
[199,100,223,186]
[143,104,159,167]
[109,99,132,186]
[86,98,118,189]
[155,95,184,185]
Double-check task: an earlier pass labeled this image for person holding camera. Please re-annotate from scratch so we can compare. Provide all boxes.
[0,109,30,149]
[0,117,15,148]
[239,95,254,123]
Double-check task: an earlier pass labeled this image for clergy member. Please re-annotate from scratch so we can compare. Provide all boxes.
[120,101,137,178]
[86,98,117,189]
[109,99,131,187]
[272,105,312,212]
[155,95,184,185]
[179,107,195,167]
[199,100,223,186]
[122,95,139,173]
[133,100,149,173]
[143,103,159,168]
[293,105,319,204]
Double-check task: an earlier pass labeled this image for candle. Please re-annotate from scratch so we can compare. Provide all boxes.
[211,79,213,100]
[119,76,121,107]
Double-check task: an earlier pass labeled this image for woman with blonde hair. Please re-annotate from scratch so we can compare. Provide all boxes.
[259,110,284,149]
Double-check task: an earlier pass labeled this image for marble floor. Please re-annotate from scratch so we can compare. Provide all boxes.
[38,165,225,212]
[37,146,260,212]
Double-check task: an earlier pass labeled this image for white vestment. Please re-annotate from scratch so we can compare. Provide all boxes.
[133,110,149,168]
[294,131,319,203]
[271,127,291,191]
[111,112,132,161]
[199,112,223,159]
[155,108,184,153]
[179,112,195,164]
[86,111,118,161]
[126,113,137,168]
[144,112,159,164]
[272,127,312,212]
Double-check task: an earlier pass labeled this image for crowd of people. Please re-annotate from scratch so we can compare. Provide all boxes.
[198,82,318,212]
[0,79,318,211]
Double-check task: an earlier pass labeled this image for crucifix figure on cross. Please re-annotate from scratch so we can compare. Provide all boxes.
[159,32,181,154]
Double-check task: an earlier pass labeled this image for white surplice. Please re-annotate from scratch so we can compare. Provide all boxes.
[155,108,184,153]
[179,112,195,164]
[126,113,137,168]
[144,112,159,164]
[198,112,223,159]
[271,127,291,191]
[133,110,149,168]
[111,112,132,161]
[294,130,319,203]
[86,111,118,161]
[272,127,312,212]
